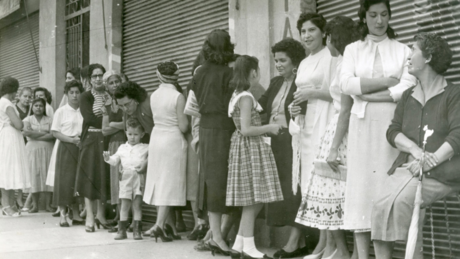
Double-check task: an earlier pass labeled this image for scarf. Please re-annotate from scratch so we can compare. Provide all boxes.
[156,62,180,85]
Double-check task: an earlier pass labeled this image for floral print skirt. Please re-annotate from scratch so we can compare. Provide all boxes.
[295,114,348,230]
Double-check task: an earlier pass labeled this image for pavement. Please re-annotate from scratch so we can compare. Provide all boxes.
[0,212,275,259]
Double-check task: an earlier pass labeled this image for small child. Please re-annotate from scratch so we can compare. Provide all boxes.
[103,118,148,241]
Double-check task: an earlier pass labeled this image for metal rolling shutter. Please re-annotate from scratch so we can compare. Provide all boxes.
[122,0,229,93]
[122,0,229,228]
[0,12,39,90]
[317,1,460,258]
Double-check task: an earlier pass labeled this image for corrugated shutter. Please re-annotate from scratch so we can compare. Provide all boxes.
[317,1,460,258]
[122,0,229,93]
[0,11,39,90]
[122,0,229,228]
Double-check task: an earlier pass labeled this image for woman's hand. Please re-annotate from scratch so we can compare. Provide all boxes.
[267,124,283,136]
[423,152,438,169]
[293,88,316,104]
[326,148,341,173]
[289,105,301,117]
[72,136,80,146]
[100,106,108,116]
[407,159,422,177]
[102,151,111,161]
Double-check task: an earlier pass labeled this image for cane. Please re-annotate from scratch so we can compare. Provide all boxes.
[405,126,433,259]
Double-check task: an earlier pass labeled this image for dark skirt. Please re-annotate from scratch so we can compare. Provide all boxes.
[53,142,79,206]
[197,127,234,215]
[75,131,109,201]
[265,128,301,226]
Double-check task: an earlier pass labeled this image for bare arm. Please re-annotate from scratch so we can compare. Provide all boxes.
[35,133,54,141]
[109,121,125,130]
[176,94,189,134]
[52,130,79,145]
[239,96,281,137]
[293,88,332,105]
[6,106,23,130]
[102,114,121,136]
[360,78,399,94]
[359,89,394,102]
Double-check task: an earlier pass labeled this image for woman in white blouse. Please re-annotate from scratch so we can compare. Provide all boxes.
[340,0,416,258]
[290,12,336,259]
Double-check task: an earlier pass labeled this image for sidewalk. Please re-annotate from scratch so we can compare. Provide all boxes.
[0,212,275,259]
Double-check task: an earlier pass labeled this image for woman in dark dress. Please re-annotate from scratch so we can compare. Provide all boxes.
[75,63,111,232]
[258,38,309,258]
[189,29,236,254]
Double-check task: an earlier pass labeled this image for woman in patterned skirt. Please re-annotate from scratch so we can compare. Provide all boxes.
[226,55,283,259]
[295,16,359,259]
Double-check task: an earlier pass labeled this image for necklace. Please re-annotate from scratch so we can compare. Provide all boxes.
[272,79,292,122]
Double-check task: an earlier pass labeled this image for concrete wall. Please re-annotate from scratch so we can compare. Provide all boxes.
[229,0,315,89]
[38,0,65,109]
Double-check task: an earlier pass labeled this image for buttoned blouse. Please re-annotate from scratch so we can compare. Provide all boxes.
[340,35,416,118]
[23,115,53,141]
[51,104,83,137]
[106,142,149,171]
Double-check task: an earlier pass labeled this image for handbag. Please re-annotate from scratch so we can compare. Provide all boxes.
[313,159,347,181]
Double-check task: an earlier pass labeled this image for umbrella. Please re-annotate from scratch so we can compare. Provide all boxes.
[405,126,434,259]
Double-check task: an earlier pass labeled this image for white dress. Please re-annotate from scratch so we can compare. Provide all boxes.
[340,35,416,231]
[293,47,336,194]
[0,97,31,190]
[143,83,187,206]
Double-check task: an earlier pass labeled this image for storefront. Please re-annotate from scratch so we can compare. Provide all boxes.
[317,1,460,258]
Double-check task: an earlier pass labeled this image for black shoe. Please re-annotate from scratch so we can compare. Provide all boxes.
[132,221,143,240]
[187,224,209,240]
[114,221,128,240]
[242,252,271,259]
[52,210,60,217]
[95,218,110,229]
[108,226,118,233]
[151,225,173,243]
[71,219,85,226]
[230,250,242,259]
[164,224,181,240]
[208,241,231,256]
[60,222,70,227]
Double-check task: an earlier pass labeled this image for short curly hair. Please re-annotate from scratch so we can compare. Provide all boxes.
[114,81,148,103]
[157,61,178,76]
[66,67,81,80]
[88,63,106,78]
[126,117,145,133]
[0,76,19,96]
[271,38,306,68]
[414,33,453,74]
[34,87,52,104]
[296,13,327,45]
[325,16,360,55]
[202,29,235,65]
[64,80,85,94]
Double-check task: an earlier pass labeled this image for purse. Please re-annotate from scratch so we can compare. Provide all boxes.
[313,159,347,181]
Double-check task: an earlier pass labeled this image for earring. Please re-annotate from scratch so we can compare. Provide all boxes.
[292,68,298,75]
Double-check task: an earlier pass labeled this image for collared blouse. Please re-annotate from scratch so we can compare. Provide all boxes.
[51,104,83,137]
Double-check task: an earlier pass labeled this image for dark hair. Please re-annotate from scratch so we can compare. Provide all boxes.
[66,67,81,81]
[88,63,106,78]
[157,61,182,93]
[64,80,85,94]
[271,38,307,68]
[296,13,327,45]
[414,33,453,74]
[126,117,145,133]
[0,76,19,96]
[81,65,90,81]
[191,50,206,76]
[202,29,235,65]
[230,55,259,93]
[33,87,52,104]
[18,86,32,97]
[357,0,396,40]
[114,81,148,103]
[30,98,47,116]
[325,16,360,55]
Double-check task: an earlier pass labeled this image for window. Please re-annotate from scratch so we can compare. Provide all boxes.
[65,0,90,70]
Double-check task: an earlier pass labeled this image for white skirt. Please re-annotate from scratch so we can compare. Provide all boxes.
[45,140,59,188]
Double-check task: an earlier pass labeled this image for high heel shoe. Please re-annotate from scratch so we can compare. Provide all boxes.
[242,252,271,259]
[208,240,231,256]
[164,224,181,240]
[230,250,242,259]
[2,206,21,217]
[95,218,110,229]
[85,225,95,233]
[51,210,60,217]
[187,224,209,240]
[71,219,85,226]
[151,226,172,243]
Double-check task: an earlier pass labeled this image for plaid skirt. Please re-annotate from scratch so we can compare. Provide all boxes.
[226,131,284,206]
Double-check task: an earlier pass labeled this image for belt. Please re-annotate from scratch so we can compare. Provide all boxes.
[88,128,102,132]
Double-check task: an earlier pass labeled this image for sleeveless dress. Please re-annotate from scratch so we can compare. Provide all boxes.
[296,57,348,229]
[0,97,30,190]
[143,83,187,206]
[226,91,283,206]
[23,115,54,193]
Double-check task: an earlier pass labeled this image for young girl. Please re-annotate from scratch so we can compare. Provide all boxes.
[226,55,284,259]
[103,118,149,240]
[22,98,55,213]
[0,77,30,217]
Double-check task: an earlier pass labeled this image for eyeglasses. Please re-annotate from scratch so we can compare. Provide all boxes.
[119,99,134,110]
[91,74,104,79]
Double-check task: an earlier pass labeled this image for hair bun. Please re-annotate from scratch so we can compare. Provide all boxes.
[157,62,178,76]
